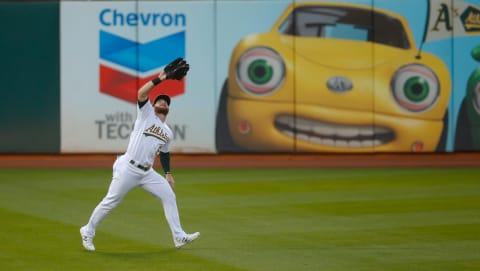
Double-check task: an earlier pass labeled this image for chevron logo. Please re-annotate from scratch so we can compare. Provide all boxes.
[99,30,186,104]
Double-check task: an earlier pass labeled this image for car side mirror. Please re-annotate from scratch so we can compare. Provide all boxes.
[471,45,480,62]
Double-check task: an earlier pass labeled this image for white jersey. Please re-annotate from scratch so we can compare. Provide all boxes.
[124,101,173,167]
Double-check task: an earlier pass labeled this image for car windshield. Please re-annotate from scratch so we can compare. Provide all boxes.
[278,5,411,49]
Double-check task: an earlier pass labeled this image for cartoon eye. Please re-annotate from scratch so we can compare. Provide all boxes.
[236,47,285,95]
[391,64,440,112]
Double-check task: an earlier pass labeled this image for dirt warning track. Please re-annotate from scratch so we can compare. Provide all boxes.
[0,153,479,169]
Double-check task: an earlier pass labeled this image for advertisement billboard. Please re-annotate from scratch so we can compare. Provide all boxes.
[61,0,480,153]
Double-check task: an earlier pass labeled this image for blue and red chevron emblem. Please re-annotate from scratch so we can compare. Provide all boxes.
[99,30,186,103]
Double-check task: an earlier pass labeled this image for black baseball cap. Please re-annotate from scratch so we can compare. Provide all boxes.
[153,94,171,106]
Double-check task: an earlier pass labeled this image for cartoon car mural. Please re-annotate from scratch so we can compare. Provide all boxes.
[455,45,480,150]
[216,2,451,153]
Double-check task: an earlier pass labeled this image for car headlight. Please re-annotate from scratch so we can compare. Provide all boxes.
[391,64,440,112]
[235,47,285,95]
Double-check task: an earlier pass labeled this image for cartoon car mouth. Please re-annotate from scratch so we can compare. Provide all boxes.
[274,115,395,148]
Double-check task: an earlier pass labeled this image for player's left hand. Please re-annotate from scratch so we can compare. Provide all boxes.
[166,174,175,190]
[164,57,189,80]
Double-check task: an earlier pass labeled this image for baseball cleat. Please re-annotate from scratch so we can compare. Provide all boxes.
[80,226,95,251]
[174,232,200,248]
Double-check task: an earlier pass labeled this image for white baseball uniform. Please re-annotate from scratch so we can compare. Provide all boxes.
[82,99,187,241]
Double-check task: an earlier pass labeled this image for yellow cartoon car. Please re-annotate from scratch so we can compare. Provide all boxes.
[216,2,451,152]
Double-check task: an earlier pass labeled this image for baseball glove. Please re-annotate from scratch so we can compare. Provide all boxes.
[164,57,190,80]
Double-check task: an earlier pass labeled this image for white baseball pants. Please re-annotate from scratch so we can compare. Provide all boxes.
[83,154,186,239]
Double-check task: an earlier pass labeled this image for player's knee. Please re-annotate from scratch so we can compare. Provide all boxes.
[163,191,176,203]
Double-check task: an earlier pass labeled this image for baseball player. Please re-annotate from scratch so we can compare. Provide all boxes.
[80,58,199,251]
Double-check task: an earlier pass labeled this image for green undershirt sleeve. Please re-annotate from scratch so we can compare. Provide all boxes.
[159,151,171,174]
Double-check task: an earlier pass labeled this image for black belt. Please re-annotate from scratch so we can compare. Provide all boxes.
[129,160,151,171]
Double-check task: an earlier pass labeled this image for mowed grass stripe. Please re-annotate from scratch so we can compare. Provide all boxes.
[0,167,479,271]
[0,207,248,271]
[177,168,480,271]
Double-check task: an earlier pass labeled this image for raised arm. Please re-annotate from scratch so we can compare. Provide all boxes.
[137,57,190,102]
[138,72,167,102]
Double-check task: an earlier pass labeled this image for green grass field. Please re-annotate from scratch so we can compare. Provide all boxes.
[0,167,479,271]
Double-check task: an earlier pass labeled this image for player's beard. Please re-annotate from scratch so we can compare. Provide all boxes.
[155,106,169,115]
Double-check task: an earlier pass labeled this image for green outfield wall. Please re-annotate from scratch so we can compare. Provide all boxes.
[0,2,60,153]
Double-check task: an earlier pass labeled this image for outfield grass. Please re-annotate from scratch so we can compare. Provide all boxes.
[0,167,479,271]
